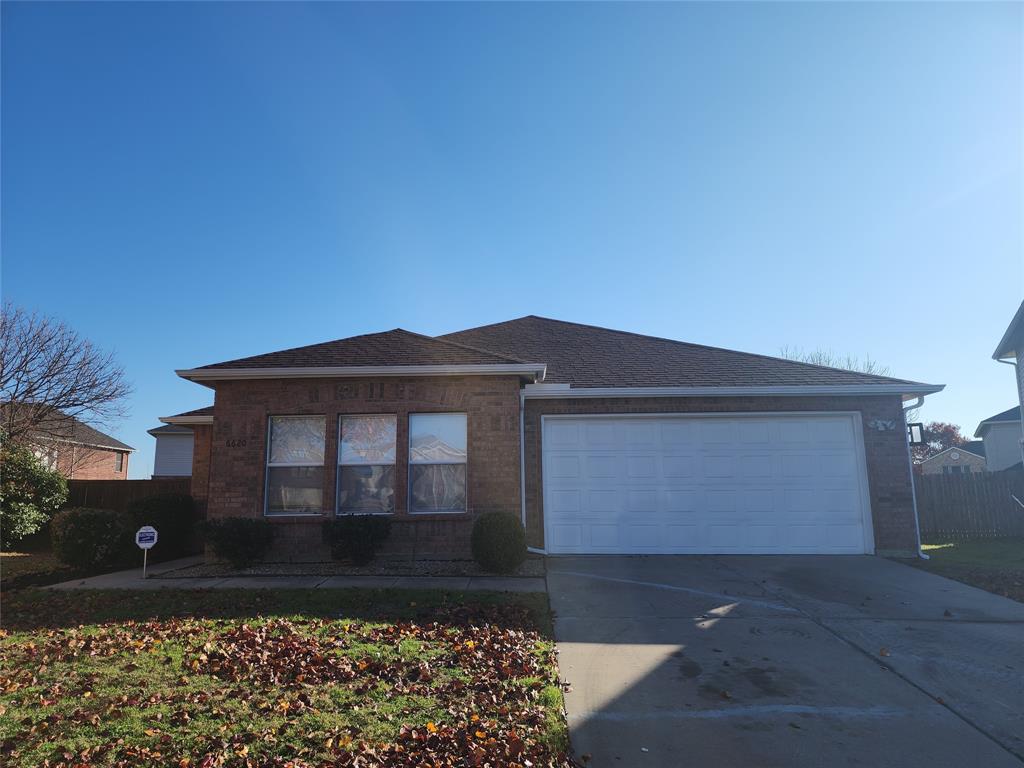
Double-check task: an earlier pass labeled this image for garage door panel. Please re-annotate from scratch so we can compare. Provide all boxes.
[543,414,872,555]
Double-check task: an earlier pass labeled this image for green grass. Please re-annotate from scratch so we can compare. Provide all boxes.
[921,538,1024,569]
[0,549,77,591]
[0,588,568,767]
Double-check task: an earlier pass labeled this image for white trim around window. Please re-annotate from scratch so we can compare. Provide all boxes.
[408,412,468,514]
[265,415,326,516]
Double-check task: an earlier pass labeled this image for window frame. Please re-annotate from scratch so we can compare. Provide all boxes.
[264,414,327,517]
[408,412,468,515]
[336,413,398,516]
[114,452,124,472]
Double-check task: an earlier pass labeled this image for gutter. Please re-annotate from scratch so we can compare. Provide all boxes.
[521,383,944,400]
[160,415,215,426]
[177,363,547,384]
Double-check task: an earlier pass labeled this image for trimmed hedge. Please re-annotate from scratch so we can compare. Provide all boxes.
[127,493,198,560]
[202,517,274,569]
[0,443,68,550]
[51,507,133,570]
[323,516,391,565]
[471,512,527,574]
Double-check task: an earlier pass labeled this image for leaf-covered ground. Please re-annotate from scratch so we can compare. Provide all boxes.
[0,588,573,767]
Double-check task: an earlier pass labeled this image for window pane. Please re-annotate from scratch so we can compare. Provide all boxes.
[338,465,396,513]
[267,466,324,514]
[269,416,325,465]
[340,416,397,465]
[409,413,467,464]
[410,464,467,513]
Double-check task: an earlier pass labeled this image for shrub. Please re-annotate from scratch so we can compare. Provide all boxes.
[323,516,391,565]
[0,443,68,550]
[127,493,198,560]
[471,512,527,574]
[202,517,274,569]
[51,507,133,569]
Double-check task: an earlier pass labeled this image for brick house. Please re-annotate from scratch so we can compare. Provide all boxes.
[166,316,942,560]
[22,414,133,480]
[918,442,986,475]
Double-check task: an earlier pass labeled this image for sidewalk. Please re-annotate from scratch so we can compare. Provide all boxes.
[48,556,546,593]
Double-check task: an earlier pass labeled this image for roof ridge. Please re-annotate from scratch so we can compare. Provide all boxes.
[392,328,529,364]
[447,315,920,386]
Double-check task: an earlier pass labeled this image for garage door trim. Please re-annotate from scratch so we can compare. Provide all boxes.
[540,411,875,555]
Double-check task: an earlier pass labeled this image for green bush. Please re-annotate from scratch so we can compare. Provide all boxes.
[127,493,198,560]
[323,516,392,565]
[471,512,527,574]
[0,443,68,550]
[50,507,133,569]
[202,517,274,569]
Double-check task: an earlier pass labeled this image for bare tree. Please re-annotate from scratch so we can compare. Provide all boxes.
[777,346,892,377]
[778,346,918,421]
[0,304,132,446]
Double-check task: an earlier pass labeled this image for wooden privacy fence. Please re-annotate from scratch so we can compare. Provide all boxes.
[914,472,1024,540]
[65,479,192,514]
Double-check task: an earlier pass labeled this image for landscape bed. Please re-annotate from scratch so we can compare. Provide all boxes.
[0,588,571,767]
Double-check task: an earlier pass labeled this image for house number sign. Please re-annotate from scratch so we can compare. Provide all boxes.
[225,438,247,448]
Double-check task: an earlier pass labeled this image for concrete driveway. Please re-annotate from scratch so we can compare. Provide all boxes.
[547,556,1024,767]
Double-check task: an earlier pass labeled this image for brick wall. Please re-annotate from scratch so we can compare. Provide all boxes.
[190,424,212,514]
[56,444,129,480]
[205,376,522,561]
[523,395,920,556]
[918,449,985,476]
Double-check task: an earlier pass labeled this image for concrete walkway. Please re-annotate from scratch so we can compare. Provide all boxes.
[48,556,545,593]
[548,555,1024,768]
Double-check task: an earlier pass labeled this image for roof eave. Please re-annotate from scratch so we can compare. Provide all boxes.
[521,383,944,399]
[992,302,1024,360]
[175,363,548,384]
[160,415,215,425]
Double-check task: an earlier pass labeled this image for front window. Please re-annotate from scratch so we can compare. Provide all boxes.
[409,413,467,513]
[114,452,124,472]
[266,416,325,515]
[338,415,397,514]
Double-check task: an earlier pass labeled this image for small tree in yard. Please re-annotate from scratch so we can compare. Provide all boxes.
[0,442,68,549]
[911,421,968,464]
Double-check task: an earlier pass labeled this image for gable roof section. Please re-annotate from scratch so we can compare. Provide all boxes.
[920,441,986,464]
[440,316,938,393]
[993,301,1024,360]
[177,329,545,384]
[1,404,134,451]
[160,406,214,425]
[974,405,1021,437]
[148,424,193,437]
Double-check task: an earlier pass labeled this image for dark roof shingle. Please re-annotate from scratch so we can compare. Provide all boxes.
[196,329,527,370]
[440,316,926,389]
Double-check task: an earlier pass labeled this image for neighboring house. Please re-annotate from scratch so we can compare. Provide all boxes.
[918,441,986,475]
[973,406,1023,472]
[3,407,133,480]
[992,300,1024,470]
[169,316,943,560]
[148,424,195,478]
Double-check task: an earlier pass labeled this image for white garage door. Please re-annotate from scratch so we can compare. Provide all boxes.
[542,414,873,555]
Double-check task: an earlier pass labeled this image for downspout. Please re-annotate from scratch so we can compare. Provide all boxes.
[903,396,927,559]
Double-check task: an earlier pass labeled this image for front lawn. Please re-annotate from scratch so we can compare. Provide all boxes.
[0,549,77,591]
[916,538,1024,603]
[0,588,571,767]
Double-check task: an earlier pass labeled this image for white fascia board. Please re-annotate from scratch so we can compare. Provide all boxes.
[176,363,547,382]
[521,384,944,400]
[159,415,215,425]
[973,417,1021,438]
[992,301,1024,360]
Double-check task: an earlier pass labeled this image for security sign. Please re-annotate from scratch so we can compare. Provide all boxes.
[135,526,158,550]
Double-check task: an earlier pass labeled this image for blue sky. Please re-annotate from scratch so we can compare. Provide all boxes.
[2,2,1021,478]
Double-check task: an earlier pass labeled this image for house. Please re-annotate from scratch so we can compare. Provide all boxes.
[973,406,1022,472]
[169,316,942,560]
[152,406,213,497]
[148,424,195,478]
[991,300,1024,470]
[2,406,133,480]
[918,441,986,475]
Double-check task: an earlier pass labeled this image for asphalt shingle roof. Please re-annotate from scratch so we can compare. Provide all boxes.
[1,404,134,451]
[978,406,1021,424]
[147,424,193,436]
[196,329,527,370]
[166,406,214,419]
[440,316,926,389]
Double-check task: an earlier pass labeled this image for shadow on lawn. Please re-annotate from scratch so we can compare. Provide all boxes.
[0,587,553,635]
